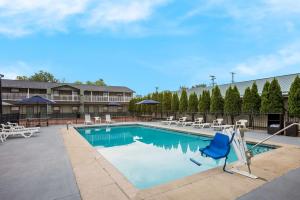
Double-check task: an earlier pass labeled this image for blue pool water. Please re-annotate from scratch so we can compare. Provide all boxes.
[77,125,273,189]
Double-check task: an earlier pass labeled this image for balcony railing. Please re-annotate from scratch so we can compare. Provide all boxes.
[2,93,132,102]
[2,93,48,100]
[51,95,80,101]
[84,95,132,102]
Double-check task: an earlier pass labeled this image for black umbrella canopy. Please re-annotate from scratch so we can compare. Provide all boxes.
[136,100,160,105]
[17,95,55,104]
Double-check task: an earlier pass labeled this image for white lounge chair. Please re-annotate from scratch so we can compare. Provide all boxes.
[1,123,40,133]
[162,116,176,125]
[236,119,248,129]
[105,114,115,124]
[1,128,36,139]
[84,114,93,125]
[191,118,204,128]
[176,117,187,126]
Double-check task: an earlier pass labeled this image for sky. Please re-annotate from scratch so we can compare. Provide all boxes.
[0,0,300,95]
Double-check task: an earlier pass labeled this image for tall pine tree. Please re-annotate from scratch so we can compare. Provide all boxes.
[288,76,300,116]
[179,89,188,113]
[199,90,210,122]
[260,81,271,113]
[210,86,224,117]
[268,79,283,113]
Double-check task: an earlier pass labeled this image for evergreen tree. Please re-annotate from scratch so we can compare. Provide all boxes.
[163,91,172,115]
[199,90,210,122]
[260,81,271,113]
[242,87,252,113]
[210,86,224,117]
[224,86,241,123]
[157,92,164,118]
[188,93,198,112]
[171,93,179,115]
[128,98,137,115]
[251,82,261,114]
[188,92,198,121]
[179,89,188,113]
[151,92,159,116]
[288,76,300,116]
[269,79,283,113]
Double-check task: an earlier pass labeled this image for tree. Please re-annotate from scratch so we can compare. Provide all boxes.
[74,81,83,84]
[224,86,241,124]
[288,76,300,116]
[16,76,29,80]
[85,79,107,86]
[188,93,198,112]
[17,70,59,82]
[251,82,261,114]
[210,86,224,117]
[171,93,179,117]
[157,92,164,118]
[179,89,188,113]
[199,90,210,122]
[94,79,107,86]
[191,83,207,88]
[188,92,198,121]
[128,98,138,115]
[268,78,284,113]
[242,87,252,113]
[163,91,172,115]
[260,81,270,113]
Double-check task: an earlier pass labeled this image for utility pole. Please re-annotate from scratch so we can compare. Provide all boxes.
[0,74,4,123]
[155,86,159,93]
[231,72,236,84]
[209,75,216,87]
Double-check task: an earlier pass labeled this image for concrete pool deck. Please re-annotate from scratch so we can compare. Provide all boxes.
[0,125,81,200]
[61,122,300,200]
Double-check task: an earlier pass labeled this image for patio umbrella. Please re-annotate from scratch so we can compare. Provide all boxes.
[136,100,160,105]
[17,95,55,119]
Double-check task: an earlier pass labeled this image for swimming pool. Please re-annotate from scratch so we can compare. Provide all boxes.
[77,125,273,189]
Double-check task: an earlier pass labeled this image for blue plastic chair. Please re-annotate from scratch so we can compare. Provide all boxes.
[200,132,235,172]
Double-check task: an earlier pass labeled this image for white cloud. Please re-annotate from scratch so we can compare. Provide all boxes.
[234,42,300,75]
[84,0,169,28]
[0,61,39,79]
[0,0,170,37]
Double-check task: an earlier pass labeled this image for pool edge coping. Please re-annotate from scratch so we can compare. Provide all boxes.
[62,122,300,200]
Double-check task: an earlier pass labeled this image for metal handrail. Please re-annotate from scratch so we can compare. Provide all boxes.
[250,122,300,151]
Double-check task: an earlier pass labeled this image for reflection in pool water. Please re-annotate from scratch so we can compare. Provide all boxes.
[77,125,273,189]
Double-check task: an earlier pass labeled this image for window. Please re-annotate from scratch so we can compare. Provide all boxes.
[11,106,19,111]
[53,106,60,113]
[53,91,59,96]
[72,106,78,111]
[11,88,19,93]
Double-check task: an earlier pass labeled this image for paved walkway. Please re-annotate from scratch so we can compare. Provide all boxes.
[0,126,81,200]
[238,167,300,200]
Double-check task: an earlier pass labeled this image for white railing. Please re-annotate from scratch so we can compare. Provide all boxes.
[84,95,132,102]
[2,93,48,100]
[2,92,132,102]
[51,95,80,101]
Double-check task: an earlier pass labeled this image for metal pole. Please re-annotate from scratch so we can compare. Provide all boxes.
[0,74,4,123]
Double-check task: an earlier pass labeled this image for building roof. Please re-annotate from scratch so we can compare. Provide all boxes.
[184,73,300,97]
[1,79,134,93]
